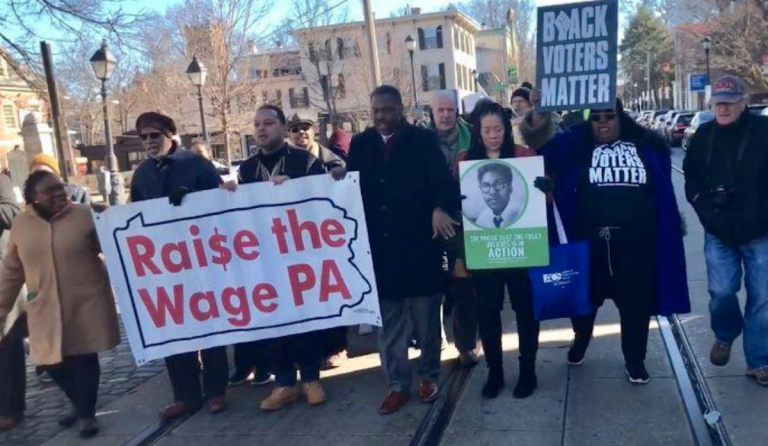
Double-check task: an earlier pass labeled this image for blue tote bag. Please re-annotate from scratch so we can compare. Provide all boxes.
[529,203,592,321]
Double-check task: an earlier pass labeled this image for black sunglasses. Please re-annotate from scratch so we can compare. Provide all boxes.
[289,124,312,133]
[589,112,617,123]
[139,132,166,141]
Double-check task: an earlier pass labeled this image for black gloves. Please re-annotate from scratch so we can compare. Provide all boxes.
[534,176,553,194]
[168,187,191,206]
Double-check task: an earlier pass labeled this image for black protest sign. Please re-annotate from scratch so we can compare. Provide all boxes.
[535,0,618,112]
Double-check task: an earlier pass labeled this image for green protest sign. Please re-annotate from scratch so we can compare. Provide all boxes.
[460,157,549,270]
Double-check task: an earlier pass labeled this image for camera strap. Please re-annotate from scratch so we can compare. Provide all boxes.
[705,118,752,185]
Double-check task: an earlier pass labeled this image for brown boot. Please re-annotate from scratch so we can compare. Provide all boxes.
[260,386,299,411]
[303,381,327,406]
[710,341,732,366]
[0,415,22,432]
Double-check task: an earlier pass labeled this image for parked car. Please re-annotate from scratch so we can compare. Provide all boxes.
[638,110,654,126]
[747,104,768,115]
[655,110,679,137]
[667,112,694,147]
[681,111,715,151]
[649,110,670,131]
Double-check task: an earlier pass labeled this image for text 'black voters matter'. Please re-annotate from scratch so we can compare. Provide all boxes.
[536,0,619,112]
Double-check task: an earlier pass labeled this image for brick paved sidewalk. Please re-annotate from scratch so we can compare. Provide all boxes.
[0,322,164,446]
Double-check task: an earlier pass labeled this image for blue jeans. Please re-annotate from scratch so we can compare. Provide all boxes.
[705,233,768,369]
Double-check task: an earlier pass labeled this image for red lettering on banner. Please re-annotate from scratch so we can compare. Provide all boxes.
[287,209,322,251]
[189,225,209,267]
[271,218,289,254]
[252,283,278,313]
[233,230,260,260]
[139,285,185,327]
[190,291,220,321]
[288,264,316,306]
[222,287,251,326]
[321,220,346,247]
[319,260,351,301]
[127,236,161,277]
[160,242,193,273]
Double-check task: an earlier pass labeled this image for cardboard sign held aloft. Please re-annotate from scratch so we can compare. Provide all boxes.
[536,0,619,112]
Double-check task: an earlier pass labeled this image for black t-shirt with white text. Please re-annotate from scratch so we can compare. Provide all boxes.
[575,140,656,240]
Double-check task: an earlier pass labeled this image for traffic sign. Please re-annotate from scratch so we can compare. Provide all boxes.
[690,74,707,92]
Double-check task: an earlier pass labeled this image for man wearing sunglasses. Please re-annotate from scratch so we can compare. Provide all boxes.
[287,115,345,171]
[285,114,349,370]
[129,112,230,418]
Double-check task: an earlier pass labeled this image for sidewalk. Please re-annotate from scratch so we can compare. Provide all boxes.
[0,322,165,446]
[442,306,693,446]
[670,149,768,446]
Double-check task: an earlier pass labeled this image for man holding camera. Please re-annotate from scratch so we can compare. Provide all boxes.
[684,75,768,387]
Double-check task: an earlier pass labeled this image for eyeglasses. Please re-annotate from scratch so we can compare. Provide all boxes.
[289,124,312,133]
[139,132,165,141]
[480,180,510,193]
[589,112,617,123]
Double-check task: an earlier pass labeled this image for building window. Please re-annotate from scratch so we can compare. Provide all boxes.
[274,90,283,108]
[289,87,310,108]
[386,32,392,55]
[2,104,17,128]
[418,26,443,50]
[261,91,268,103]
[249,68,268,79]
[320,75,331,101]
[337,74,346,99]
[454,28,459,50]
[421,63,446,92]
[308,42,319,63]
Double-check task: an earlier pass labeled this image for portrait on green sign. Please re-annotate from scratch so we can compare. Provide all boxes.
[461,160,529,230]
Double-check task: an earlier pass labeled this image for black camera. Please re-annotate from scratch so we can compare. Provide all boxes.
[710,185,734,209]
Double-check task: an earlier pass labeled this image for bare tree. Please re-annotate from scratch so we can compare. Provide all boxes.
[0,0,143,77]
[159,0,273,164]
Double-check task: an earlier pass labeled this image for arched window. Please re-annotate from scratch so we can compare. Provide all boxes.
[337,37,345,59]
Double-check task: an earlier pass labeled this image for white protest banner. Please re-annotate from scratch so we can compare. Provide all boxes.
[536,0,619,112]
[94,173,380,365]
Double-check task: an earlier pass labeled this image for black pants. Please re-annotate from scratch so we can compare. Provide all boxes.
[571,230,655,365]
[0,316,27,417]
[321,327,348,357]
[451,277,478,352]
[165,347,228,404]
[45,354,100,419]
[233,341,271,376]
[270,333,323,387]
[475,269,539,371]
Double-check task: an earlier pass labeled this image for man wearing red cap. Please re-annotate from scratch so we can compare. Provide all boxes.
[684,75,768,387]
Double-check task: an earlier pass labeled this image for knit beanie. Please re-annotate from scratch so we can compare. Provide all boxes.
[29,153,60,175]
[511,87,531,104]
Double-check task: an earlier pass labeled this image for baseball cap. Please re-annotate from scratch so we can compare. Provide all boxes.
[287,114,314,128]
[710,75,746,104]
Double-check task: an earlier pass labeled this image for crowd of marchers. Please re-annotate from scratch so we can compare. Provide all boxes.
[0,73,766,440]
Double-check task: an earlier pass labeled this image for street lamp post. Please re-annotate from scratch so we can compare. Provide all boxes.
[702,37,712,85]
[405,36,418,107]
[89,39,122,206]
[186,56,209,142]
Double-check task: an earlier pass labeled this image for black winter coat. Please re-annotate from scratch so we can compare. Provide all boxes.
[130,145,221,203]
[684,112,768,246]
[348,123,453,300]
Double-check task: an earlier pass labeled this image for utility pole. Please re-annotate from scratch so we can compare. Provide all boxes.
[646,50,652,109]
[362,0,381,88]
